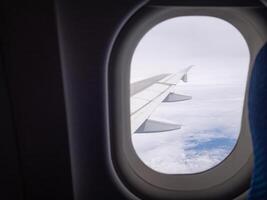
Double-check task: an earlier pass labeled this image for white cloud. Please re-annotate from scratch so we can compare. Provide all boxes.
[132,84,243,174]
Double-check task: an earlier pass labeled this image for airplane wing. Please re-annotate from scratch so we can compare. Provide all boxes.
[130,66,193,134]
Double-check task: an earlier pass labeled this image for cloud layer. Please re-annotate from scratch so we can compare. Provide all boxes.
[131,16,250,174]
[132,83,244,174]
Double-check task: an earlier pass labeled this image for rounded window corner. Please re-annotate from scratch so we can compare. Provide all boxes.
[107,4,267,200]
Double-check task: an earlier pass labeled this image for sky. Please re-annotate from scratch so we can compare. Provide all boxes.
[130,16,250,174]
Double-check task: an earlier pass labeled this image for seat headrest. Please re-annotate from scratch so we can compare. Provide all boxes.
[248,43,267,199]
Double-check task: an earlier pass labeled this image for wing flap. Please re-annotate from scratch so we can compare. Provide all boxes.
[135,119,181,133]
[163,93,192,102]
[131,84,174,132]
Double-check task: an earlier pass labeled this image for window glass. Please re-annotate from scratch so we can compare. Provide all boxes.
[130,16,250,174]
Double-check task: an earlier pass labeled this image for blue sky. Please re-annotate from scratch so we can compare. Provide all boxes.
[130,16,250,174]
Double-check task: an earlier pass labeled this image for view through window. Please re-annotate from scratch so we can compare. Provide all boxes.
[130,16,250,174]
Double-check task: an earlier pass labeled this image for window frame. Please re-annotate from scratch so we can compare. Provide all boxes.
[108,5,267,200]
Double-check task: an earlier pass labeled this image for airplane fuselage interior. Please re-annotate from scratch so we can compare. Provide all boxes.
[0,0,267,199]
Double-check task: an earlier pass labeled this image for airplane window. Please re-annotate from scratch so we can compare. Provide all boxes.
[130,16,250,174]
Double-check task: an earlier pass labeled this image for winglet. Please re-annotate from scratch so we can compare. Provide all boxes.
[181,73,188,82]
[135,119,181,134]
[181,65,194,82]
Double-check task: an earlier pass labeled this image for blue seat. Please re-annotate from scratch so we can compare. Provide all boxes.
[248,43,267,200]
